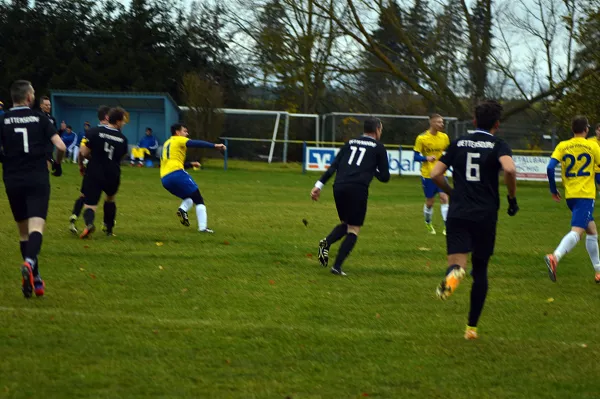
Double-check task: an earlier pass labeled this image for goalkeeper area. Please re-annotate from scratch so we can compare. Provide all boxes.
[0,162,597,398]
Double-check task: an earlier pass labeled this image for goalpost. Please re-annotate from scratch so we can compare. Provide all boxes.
[178,107,320,163]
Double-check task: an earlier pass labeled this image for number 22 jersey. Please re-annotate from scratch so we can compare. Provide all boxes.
[439,131,513,220]
[551,137,600,199]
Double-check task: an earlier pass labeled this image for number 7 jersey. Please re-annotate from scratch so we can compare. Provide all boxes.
[551,137,600,199]
[439,131,513,220]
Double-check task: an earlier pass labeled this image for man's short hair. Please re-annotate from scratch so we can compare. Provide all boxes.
[40,95,50,103]
[97,105,110,121]
[171,123,187,136]
[594,123,600,131]
[10,80,33,104]
[364,117,382,134]
[67,125,72,130]
[430,113,442,120]
[108,107,126,124]
[146,127,153,133]
[475,100,503,131]
[84,121,91,126]
[572,116,589,134]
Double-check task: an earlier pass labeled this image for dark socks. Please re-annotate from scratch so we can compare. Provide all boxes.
[25,232,43,277]
[333,233,358,271]
[83,208,95,226]
[445,264,461,276]
[72,197,85,217]
[103,201,116,232]
[20,241,27,259]
[468,257,489,327]
[325,223,347,247]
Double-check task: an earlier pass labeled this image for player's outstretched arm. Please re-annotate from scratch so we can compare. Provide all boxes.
[186,140,226,152]
[431,161,452,195]
[500,155,519,215]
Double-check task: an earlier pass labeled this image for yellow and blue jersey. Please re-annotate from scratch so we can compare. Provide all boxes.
[413,130,450,178]
[551,137,600,199]
[160,136,189,178]
[587,136,600,174]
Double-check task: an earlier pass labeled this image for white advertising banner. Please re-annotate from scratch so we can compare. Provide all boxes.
[305,147,555,182]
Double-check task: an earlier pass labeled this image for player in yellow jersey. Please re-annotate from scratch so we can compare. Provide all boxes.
[545,116,600,283]
[587,123,600,187]
[413,114,450,235]
[160,123,226,233]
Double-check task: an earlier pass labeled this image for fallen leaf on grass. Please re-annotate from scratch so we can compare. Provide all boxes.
[79,268,85,272]
[418,247,431,251]
[181,288,188,293]
[306,253,313,258]
[376,313,380,319]
[225,359,231,365]
[155,242,164,247]
[223,240,230,245]
[302,218,308,226]
[153,330,159,334]
[90,274,96,279]
[269,280,275,285]
[362,394,369,397]
[581,343,588,348]
[83,245,89,249]
[547,297,554,303]
[159,266,164,270]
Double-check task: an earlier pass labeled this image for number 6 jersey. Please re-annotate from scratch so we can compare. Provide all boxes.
[439,130,513,220]
[0,106,58,186]
[550,137,600,199]
[84,125,128,179]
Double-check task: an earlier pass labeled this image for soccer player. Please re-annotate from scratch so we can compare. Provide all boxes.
[413,114,450,235]
[311,118,390,276]
[587,123,600,187]
[161,123,226,233]
[431,100,519,340]
[130,127,159,167]
[79,107,129,238]
[544,116,600,283]
[0,80,66,298]
[69,107,110,234]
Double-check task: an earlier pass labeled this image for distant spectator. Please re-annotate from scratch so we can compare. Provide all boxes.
[61,125,78,162]
[130,127,159,167]
[39,96,56,128]
[0,101,4,116]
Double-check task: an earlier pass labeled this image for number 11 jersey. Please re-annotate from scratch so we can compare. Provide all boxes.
[440,131,513,220]
[550,137,600,199]
[84,126,128,179]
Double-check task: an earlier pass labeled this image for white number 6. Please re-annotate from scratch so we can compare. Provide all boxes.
[466,152,480,182]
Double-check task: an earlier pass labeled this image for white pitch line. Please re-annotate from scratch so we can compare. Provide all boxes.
[0,306,590,348]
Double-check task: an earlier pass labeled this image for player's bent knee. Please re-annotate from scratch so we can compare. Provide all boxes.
[105,196,116,202]
[347,225,360,235]
[586,222,598,236]
[190,190,204,205]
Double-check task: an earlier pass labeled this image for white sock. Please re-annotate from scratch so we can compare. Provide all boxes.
[585,235,600,273]
[196,204,207,231]
[441,204,449,223]
[423,204,433,223]
[554,231,580,262]
[179,198,193,212]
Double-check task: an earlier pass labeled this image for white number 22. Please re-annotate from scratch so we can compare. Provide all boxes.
[15,127,29,153]
[348,146,366,166]
[466,152,481,182]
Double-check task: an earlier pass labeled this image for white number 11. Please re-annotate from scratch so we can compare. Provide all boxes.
[15,127,29,153]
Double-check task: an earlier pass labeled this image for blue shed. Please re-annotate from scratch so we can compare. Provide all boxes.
[49,90,180,146]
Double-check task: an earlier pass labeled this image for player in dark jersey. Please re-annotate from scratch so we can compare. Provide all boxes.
[69,105,111,234]
[78,107,129,239]
[310,118,390,276]
[0,80,67,298]
[430,100,519,340]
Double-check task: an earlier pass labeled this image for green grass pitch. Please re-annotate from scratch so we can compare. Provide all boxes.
[1,161,599,398]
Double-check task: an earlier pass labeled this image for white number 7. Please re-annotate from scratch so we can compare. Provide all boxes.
[15,128,29,153]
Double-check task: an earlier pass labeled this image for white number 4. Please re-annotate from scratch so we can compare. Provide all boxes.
[348,146,366,166]
[104,142,115,160]
[15,127,29,153]
[466,152,480,182]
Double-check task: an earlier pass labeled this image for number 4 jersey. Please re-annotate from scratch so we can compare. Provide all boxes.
[551,137,600,199]
[0,106,58,186]
[84,125,128,179]
[440,131,513,220]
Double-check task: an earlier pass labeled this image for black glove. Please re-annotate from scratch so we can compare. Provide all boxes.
[52,161,62,177]
[507,195,519,216]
